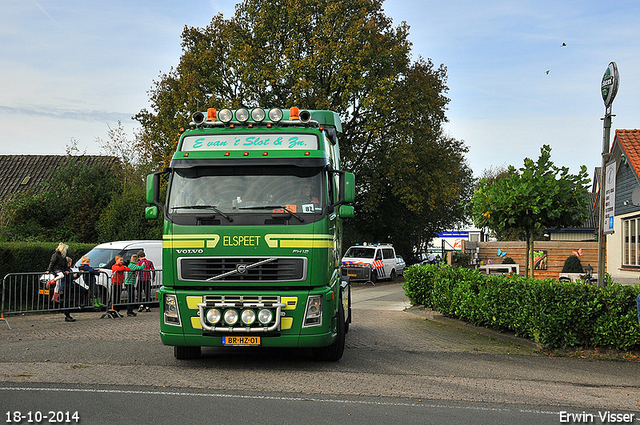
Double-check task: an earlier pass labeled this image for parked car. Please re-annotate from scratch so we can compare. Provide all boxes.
[395,255,406,276]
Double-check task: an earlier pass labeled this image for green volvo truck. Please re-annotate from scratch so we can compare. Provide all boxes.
[145,106,355,361]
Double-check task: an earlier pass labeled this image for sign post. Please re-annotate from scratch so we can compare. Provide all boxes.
[597,62,619,287]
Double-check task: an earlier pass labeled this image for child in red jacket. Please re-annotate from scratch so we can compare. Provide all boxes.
[111,255,130,311]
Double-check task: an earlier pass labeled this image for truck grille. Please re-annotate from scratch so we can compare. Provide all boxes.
[179,257,307,282]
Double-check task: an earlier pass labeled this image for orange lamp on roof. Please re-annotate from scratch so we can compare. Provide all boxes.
[207,108,217,121]
[290,107,300,120]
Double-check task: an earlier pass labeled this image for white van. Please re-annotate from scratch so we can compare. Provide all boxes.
[75,240,162,271]
[76,240,162,304]
[341,243,397,282]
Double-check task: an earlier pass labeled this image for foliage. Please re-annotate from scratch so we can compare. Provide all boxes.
[0,157,120,243]
[502,257,515,264]
[404,265,640,351]
[470,145,590,277]
[0,242,95,278]
[96,184,162,241]
[561,255,584,273]
[451,252,470,268]
[134,0,473,260]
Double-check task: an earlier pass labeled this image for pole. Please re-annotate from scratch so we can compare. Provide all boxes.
[597,107,613,287]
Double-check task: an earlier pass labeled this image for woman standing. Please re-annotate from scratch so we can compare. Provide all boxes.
[46,242,68,303]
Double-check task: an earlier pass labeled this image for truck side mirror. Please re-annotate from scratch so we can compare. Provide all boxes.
[343,172,355,204]
[337,205,354,218]
[145,206,159,220]
[146,174,157,204]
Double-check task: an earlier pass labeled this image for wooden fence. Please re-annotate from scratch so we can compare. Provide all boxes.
[463,241,600,280]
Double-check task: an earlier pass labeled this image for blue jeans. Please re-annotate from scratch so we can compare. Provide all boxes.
[637,293,640,326]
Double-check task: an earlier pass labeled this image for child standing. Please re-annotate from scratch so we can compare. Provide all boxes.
[136,250,155,312]
[124,255,144,317]
[79,256,101,307]
[111,255,130,313]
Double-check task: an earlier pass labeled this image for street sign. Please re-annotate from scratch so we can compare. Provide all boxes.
[603,161,616,235]
[601,62,619,108]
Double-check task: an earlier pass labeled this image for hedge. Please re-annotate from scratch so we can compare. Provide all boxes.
[0,242,95,279]
[403,264,640,351]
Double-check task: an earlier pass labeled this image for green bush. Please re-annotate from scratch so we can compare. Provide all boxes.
[502,257,515,264]
[0,242,95,279]
[561,255,584,273]
[403,264,640,351]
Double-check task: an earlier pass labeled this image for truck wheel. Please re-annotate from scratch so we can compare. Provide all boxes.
[312,304,345,362]
[174,345,201,360]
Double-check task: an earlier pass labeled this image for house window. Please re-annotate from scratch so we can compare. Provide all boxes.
[622,216,640,266]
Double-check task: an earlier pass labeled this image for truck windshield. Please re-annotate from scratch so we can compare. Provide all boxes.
[167,165,324,215]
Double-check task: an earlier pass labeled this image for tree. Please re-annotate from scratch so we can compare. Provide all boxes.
[96,121,163,242]
[135,0,473,258]
[470,145,590,277]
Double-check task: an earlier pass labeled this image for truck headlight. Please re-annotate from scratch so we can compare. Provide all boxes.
[268,108,283,123]
[163,294,181,326]
[219,108,233,123]
[303,295,322,327]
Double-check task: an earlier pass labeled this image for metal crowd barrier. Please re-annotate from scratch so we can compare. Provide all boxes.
[1,268,162,328]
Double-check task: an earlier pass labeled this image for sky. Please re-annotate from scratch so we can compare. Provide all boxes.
[2,0,639,179]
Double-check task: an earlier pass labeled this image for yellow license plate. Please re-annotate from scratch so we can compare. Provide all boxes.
[223,336,261,346]
[348,273,357,277]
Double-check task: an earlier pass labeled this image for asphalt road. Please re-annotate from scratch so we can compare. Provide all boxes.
[1,282,639,423]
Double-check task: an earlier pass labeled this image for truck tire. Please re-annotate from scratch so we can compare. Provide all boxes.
[312,304,345,361]
[174,345,201,360]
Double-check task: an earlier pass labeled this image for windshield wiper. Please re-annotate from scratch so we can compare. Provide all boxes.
[171,205,233,222]
[239,205,304,222]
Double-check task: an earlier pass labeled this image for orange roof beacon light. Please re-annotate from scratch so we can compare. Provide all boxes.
[207,108,217,121]
[290,107,300,120]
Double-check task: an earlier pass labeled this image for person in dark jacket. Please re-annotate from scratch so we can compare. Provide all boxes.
[79,255,101,307]
[60,257,78,322]
[46,243,68,303]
